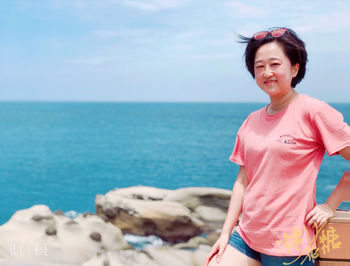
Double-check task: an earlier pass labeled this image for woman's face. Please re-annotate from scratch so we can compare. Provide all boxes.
[254,41,299,98]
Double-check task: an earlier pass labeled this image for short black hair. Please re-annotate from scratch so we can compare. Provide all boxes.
[239,27,308,88]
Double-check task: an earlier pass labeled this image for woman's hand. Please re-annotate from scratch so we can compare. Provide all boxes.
[305,203,336,229]
[204,233,230,266]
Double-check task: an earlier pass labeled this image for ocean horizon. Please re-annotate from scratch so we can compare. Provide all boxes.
[1,101,349,225]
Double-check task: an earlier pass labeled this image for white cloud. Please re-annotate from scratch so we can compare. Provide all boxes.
[227,1,266,18]
[94,28,155,38]
[176,30,205,39]
[92,28,173,47]
[53,0,190,11]
[122,1,160,11]
[232,23,269,38]
[94,28,207,42]
[93,30,120,38]
[292,11,350,34]
[185,52,235,60]
[170,43,193,51]
[64,56,115,65]
[52,0,107,8]
[123,0,185,11]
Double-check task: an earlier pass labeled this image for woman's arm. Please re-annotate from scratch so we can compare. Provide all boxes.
[339,146,350,161]
[220,165,249,236]
[305,145,350,227]
[306,171,350,227]
[205,165,248,265]
[325,171,350,210]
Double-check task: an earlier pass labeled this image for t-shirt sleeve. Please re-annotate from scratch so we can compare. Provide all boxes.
[313,103,350,156]
[229,118,248,165]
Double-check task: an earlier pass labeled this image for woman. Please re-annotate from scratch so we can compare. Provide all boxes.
[205,28,350,266]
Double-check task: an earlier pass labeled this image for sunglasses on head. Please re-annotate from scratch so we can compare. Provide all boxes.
[253,28,287,40]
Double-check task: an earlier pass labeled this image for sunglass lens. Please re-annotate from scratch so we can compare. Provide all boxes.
[253,31,269,40]
[270,28,287,37]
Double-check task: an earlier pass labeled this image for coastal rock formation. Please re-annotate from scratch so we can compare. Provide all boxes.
[0,204,213,266]
[0,205,130,264]
[83,244,211,266]
[95,186,231,243]
[0,259,80,266]
[0,186,230,265]
[164,187,231,231]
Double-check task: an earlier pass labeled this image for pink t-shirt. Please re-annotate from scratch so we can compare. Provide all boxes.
[229,94,350,256]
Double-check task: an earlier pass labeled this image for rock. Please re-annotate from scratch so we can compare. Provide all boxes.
[145,246,197,266]
[164,187,231,211]
[0,186,231,265]
[0,205,130,264]
[45,227,57,236]
[83,244,211,266]
[65,220,78,226]
[90,232,102,242]
[194,205,226,222]
[83,212,94,218]
[96,187,204,243]
[192,245,211,266]
[172,236,210,249]
[105,208,117,219]
[165,187,231,231]
[54,210,64,216]
[109,186,171,201]
[83,250,159,266]
[205,231,221,246]
[0,258,80,266]
[96,186,231,243]
[32,215,54,222]
[204,226,238,246]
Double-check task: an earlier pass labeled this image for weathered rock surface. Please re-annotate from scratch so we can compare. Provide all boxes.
[96,186,231,243]
[0,205,129,264]
[0,186,229,265]
[83,244,211,266]
[0,259,80,266]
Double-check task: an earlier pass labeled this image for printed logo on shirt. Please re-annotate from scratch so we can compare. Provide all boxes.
[278,134,297,145]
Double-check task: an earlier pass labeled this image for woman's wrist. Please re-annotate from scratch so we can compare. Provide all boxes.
[325,201,337,212]
[221,228,233,237]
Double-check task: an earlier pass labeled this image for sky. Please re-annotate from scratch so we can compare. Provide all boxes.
[1,0,350,102]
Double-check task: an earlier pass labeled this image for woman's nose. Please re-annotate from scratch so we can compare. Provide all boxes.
[263,67,273,78]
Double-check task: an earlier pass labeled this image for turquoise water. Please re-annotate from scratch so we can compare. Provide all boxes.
[0,102,349,225]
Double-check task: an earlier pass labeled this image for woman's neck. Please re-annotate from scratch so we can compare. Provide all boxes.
[267,89,298,114]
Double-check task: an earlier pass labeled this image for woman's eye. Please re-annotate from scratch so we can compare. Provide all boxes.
[256,65,264,69]
[271,63,280,66]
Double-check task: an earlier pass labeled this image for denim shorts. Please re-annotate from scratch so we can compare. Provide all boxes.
[228,231,317,266]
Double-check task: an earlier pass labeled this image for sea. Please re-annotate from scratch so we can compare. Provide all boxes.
[1,101,349,228]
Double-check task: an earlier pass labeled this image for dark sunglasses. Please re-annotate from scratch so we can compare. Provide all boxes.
[253,28,287,40]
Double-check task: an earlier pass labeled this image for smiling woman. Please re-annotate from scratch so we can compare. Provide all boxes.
[205,27,350,266]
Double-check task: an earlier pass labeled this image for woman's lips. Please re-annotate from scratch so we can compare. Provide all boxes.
[264,80,276,85]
